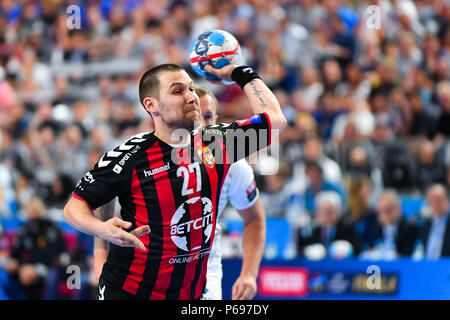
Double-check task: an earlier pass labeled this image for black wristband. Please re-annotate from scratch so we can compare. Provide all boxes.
[231,66,261,89]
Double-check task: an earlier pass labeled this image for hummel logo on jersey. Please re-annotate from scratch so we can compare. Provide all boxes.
[98,285,105,300]
[144,162,171,177]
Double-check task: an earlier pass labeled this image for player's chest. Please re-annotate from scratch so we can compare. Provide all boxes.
[131,151,222,200]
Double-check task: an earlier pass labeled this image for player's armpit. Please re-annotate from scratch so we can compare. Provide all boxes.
[93,199,117,222]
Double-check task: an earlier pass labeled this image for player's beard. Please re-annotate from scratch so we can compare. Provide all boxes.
[162,111,200,132]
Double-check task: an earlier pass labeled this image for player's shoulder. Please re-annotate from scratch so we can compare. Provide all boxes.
[94,132,155,173]
[196,122,233,137]
[228,158,253,174]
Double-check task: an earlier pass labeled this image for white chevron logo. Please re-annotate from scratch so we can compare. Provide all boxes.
[106,150,122,158]
[98,154,111,168]
[97,132,149,168]
[118,143,134,151]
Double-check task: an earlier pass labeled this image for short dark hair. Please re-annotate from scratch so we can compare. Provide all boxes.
[138,63,183,106]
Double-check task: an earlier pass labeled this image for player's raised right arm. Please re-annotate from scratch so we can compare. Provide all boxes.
[63,197,148,250]
[204,64,287,131]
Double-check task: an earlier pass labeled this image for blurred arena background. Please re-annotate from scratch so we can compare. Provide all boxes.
[0,0,450,300]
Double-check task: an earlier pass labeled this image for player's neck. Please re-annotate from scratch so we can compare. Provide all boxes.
[154,127,191,146]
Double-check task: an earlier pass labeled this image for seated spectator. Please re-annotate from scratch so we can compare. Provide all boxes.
[4,197,68,299]
[404,91,437,139]
[303,160,345,214]
[0,221,23,300]
[45,174,75,210]
[288,137,343,196]
[371,118,417,192]
[363,190,419,259]
[419,184,450,259]
[258,162,294,218]
[345,145,384,195]
[414,140,446,193]
[344,175,378,248]
[294,66,323,112]
[280,112,317,165]
[434,81,450,143]
[297,191,361,258]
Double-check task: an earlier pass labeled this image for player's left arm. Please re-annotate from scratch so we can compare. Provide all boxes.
[232,199,266,300]
[92,204,113,282]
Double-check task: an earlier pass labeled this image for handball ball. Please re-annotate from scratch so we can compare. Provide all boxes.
[328,240,354,260]
[189,29,242,85]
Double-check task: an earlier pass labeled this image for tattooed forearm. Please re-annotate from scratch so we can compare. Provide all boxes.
[250,81,267,108]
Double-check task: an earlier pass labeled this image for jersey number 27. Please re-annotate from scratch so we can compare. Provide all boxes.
[176,162,202,196]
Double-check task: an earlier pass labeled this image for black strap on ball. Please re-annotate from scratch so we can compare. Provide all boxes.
[231,66,261,90]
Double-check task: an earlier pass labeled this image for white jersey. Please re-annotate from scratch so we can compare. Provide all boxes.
[203,159,259,300]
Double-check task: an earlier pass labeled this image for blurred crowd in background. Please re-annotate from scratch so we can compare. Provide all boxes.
[0,0,450,299]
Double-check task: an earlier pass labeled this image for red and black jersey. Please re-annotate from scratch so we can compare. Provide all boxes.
[73,113,272,300]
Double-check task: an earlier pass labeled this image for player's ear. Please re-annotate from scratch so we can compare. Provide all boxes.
[143,97,159,115]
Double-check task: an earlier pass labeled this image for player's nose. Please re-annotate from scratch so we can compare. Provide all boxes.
[185,90,199,106]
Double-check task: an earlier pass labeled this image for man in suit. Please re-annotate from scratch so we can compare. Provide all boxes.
[420,184,450,259]
[297,191,361,258]
[367,190,419,258]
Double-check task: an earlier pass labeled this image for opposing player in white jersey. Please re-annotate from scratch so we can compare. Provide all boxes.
[195,86,266,300]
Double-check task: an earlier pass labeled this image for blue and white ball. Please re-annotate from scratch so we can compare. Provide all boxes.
[189,29,242,85]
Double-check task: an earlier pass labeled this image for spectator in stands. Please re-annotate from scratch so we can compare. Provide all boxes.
[295,66,323,113]
[370,118,416,192]
[288,136,343,196]
[0,66,16,109]
[5,197,68,299]
[435,81,450,139]
[0,159,16,218]
[396,31,422,78]
[404,90,437,139]
[297,191,361,258]
[414,140,446,193]
[259,162,294,218]
[344,175,377,249]
[0,220,24,299]
[420,184,450,259]
[363,191,419,259]
[321,59,345,94]
[55,123,90,183]
[45,174,75,210]
[303,160,345,214]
